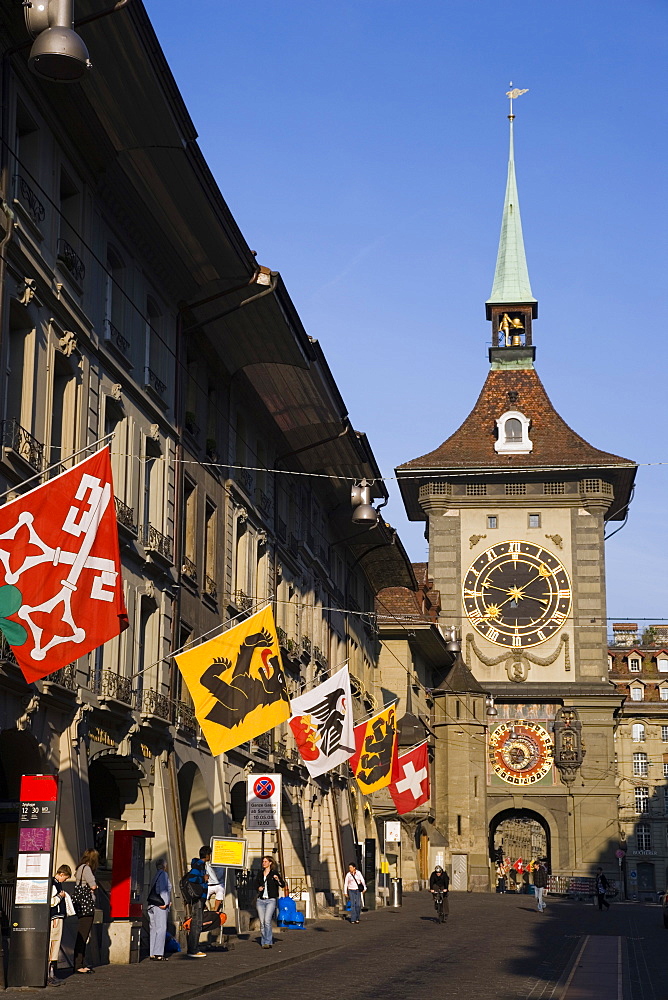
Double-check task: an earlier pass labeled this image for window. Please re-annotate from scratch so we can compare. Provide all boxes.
[633,753,648,777]
[629,658,641,672]
[104,246,126,351]
[204,500,217,598]
[528,513,541,529]
[635,786,649,813]
[636,823,651,850]
[664,788,668,817]
[658,658,668,673]
[661,687,668,702]
[630,686,643,702]
[495,410,533,455]
[632,724,645,743]
[505,418,522,442]
[664,763,668,779]
[487,515,498,529]
[662,726,668,743]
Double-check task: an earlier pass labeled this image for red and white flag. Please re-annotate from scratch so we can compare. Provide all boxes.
[389,740,430,815]
[0,448,127,682]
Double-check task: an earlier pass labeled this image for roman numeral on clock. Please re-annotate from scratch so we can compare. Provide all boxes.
[487,627,499,642]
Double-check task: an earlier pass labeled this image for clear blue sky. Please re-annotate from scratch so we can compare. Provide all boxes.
[144,0,668,624]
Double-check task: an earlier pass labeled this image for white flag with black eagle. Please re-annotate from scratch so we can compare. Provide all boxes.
[288,664,355,777]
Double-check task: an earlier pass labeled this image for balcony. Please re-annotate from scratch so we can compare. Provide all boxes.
[277,627,288,647]
[144,367,167,403]
[1,418,44,472]
[174,700,197,735]
[237,468,253,495]
[204,575,218,602]
[301,635,312,655]
[104,319,131,364]
[256,489,272,518]
[114,496,137,535]
[288,534,299,558]
[57,238,85,284]
[181,556,197,584]
[184,412,200,439]
[45,662,78,692]
[143,523,173,563]
[94,669,133,707]
[276,517,287,542]
[140,689,173,722]
[14,175,45,226]
[273,739,299,765]
[0,636,18,666]
[251,731,272,759]
[314,645,328,668]
[233,590,254,612]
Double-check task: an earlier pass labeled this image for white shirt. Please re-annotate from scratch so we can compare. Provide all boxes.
[344,871,366,892]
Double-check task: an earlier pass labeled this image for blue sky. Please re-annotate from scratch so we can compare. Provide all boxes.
[144,0,668,624]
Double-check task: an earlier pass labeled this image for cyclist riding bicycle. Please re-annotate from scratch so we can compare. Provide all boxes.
[429,865,450,922]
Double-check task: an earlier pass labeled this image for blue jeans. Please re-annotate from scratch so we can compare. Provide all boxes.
[348,889,361,922]
[257,897,277,946]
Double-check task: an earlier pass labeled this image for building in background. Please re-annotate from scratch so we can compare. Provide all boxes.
[609,623,668,901]
[0,0,418,944]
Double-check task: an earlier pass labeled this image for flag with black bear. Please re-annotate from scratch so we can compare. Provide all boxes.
[349,703,398,794]
[174,606,290,756]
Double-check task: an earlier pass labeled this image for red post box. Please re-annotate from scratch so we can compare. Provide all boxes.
[110,830,154,919]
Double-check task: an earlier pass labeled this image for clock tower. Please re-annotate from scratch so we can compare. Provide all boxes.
[397,101,637,887]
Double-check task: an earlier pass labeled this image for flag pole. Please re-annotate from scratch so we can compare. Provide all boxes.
[0,431,116,503]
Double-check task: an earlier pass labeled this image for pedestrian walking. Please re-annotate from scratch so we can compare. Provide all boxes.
[429,865,450,921]
[72,849,98,974]
[344,862,366,924]
[185,846,210,958]
[595,867,610,911]
[533,861,548,912]
[147,859,172,961]
[48,864,72,985]
[256,855,286,948]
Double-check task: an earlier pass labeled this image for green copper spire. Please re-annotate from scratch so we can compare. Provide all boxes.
[486,91,536,308]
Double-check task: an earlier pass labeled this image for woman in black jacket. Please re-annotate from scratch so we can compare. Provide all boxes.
[256,856,286,949]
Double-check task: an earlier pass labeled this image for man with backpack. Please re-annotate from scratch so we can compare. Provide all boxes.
[181,846,210,957]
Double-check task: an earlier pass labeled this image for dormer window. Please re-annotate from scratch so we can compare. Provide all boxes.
[494,410,533,455]
[629,658,641,673]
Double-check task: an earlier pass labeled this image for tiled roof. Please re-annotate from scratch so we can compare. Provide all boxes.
[398,367,634,471]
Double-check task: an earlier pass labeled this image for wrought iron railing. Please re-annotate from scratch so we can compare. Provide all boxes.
[273,740,299,764]
[238,468,253,494]
[140,689,172,720]
[204,575,217,601]
[181,556,197,582]
[233,590,254,612]
[301,635,312,654]
[57,238,85,283]
[15,175,45,225]
[114,496,137,534]
[174,700,197,734]
[47,662,78,691]
[1,418,44,471]
[0,636,18,665]
[104,319,130,356]
[314,645,328,668]
[276,517,287,541]
[256,489,272,517]
[277,627,288,646]
[184,412,200,438]
[288,534,299,557]
[251,732,272,758]
[95,669,133,706]
[144,367,166,397]
[143,523,173,562]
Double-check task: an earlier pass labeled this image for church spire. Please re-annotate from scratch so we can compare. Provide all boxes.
[486,87,537,317]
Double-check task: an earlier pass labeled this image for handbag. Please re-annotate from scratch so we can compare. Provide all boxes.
[72,869,95,918]
[64,892,76,918]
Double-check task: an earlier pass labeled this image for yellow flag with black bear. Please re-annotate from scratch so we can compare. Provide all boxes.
[174,606,289,756]
[349,703,398,794]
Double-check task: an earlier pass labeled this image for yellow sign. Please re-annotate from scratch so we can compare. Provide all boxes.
[210,837,246,868]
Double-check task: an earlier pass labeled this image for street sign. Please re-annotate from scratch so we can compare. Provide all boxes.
[246,773,281,831]
[629,870,637,880]
[211,837,247,868]
[615,849,626,859]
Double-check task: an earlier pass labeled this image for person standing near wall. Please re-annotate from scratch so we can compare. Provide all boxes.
[344,862,366,924]
[48,864,72,985]
[72,850,99,974]
[256,856,286,948]
[533,861,548,913]
[148,859,172,961]
[186,847,210,958]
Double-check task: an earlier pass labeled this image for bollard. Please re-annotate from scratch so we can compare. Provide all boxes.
[389,878,402,908]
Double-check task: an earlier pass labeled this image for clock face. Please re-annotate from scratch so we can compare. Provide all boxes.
[488,721,553,784]
[463,540,571,648]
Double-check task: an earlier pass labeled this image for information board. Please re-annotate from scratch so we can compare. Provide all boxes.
[246,774,281,831]
[8,774,58,989]
[211,837,247,868]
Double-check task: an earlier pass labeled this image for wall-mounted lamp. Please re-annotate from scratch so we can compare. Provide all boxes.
[485,694,498,717]
[445,626,461,654]
[25,0,91,81]
[351,478,379,526]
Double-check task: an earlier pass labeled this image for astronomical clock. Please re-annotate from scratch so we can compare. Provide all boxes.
[488,720,553,785]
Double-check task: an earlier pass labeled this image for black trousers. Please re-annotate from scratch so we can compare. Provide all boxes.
[187,900,203,954]
[73,914,94,969]
[597,892,610,910]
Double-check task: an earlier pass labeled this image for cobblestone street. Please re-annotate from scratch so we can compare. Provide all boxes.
[39,892,668,1000]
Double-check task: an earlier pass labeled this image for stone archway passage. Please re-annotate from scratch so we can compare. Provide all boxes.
[489,807,551,891]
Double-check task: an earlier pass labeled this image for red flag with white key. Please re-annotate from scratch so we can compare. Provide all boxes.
[0,448,127,682]
[389,740,430,815]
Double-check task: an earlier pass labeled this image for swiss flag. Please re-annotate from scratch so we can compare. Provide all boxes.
[389,741,430,815]
[0,448,127,682]
[512,858,524,872]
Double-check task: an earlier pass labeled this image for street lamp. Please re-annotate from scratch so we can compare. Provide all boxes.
[351,479,379,526]
[25,0,91,82]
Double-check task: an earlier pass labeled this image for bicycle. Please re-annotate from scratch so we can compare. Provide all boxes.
[432,890,447,924]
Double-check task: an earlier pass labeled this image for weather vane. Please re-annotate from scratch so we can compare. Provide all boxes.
[506,82,529,121]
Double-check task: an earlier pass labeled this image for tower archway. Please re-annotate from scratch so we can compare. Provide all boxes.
[489,807,552,884]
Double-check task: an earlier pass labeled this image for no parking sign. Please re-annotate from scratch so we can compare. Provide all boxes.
[247,773,281,830]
